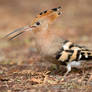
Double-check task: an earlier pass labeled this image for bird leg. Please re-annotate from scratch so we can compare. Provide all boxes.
[61,64,72,81]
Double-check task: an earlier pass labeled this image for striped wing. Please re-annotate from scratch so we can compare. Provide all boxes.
[56,40,92,64]
[62,40,89,51]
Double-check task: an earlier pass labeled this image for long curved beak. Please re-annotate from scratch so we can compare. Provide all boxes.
[3,25,34,40]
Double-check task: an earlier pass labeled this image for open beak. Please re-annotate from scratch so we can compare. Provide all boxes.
[3,25,35,40]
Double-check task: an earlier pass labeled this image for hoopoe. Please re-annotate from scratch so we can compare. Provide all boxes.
[4,6,92,76]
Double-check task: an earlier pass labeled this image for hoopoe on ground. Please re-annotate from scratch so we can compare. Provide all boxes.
[4,6,92,76]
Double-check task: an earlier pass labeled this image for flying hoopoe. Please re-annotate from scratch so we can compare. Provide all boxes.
[4,6,92,76]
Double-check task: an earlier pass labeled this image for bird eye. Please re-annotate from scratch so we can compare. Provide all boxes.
[36,22,40,25]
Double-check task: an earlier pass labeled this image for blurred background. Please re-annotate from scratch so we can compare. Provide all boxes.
[0,0,92,65]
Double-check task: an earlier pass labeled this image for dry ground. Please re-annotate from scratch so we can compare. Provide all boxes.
[0,0,92,92]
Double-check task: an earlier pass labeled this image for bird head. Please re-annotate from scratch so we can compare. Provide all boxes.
[4,6,62,40]
[30,6,62,32]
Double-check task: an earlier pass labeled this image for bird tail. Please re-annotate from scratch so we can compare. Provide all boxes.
[80,50,92,60]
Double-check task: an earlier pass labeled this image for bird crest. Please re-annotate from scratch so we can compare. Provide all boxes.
[31,6,62,25]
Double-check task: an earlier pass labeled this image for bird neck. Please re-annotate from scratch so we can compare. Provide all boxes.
[34,29,63,56]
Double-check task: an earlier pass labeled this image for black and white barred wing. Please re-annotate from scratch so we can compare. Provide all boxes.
[56,49,92,63]
[62,40,89,51]
[56,40,92,63]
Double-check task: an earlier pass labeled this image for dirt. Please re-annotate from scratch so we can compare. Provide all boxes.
[0,64,92,92]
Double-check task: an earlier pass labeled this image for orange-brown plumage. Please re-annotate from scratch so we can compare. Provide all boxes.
[4,6,92,76]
